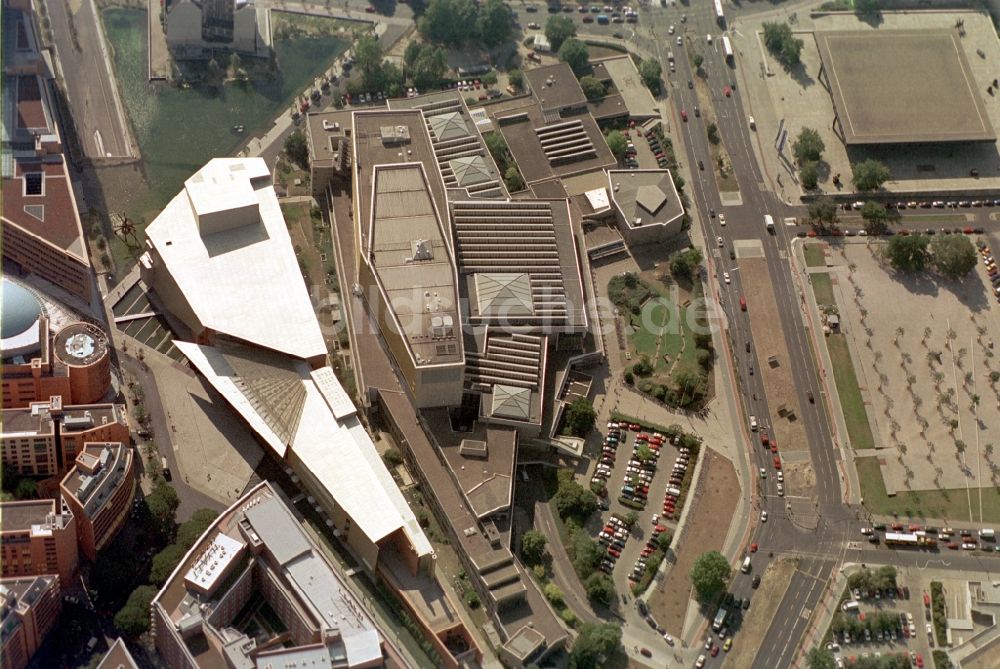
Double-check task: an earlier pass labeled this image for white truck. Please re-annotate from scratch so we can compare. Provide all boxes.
[764,214,775,232]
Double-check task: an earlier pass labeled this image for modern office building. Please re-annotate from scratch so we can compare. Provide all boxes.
[2,279,112,409]
[0,499,78,583]
[59,442,135,561]
[152,482,408,669]
[1,397,129,477]
[139,157,478,667]
[1,0,93,301]
[352,110,466,409]
[0,575,61,669]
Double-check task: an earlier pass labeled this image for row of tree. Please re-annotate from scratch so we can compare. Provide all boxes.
[884,233,978,278]
[418,0,513,48]
[793,127,891,192]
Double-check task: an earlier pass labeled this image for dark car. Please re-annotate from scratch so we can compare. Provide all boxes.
[752,575,761,588]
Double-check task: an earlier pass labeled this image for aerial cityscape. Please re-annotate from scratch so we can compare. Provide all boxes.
[4,0,1000,666]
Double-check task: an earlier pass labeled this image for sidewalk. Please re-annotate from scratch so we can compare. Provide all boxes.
[789,238,861,505]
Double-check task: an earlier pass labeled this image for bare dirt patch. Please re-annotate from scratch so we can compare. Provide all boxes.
[741,258,809,454]
[647,449,739,637]
[720,557,797,669]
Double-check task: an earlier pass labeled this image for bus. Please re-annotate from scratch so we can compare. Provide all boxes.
[885,532,937,549]
[714,0,725,25]
[722,35,734,64]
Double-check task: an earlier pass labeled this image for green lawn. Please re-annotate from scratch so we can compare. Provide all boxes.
[825,334,875,450]
[804,243,827,268]
[856,457,1000,523]
[625,291,699,371]
[811,273,836,307]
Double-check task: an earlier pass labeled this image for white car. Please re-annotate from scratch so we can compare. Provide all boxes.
[717,236,724,247]
[723,272,731,284]
[677,36,683,45]
[777,471,784,483]
[707,34,713,43]
[719,213,726,226]
[669,24,675,34]
[664,633,674,646]
[760,510,768,522]
[696,655,706,668]
[777,483,784,496]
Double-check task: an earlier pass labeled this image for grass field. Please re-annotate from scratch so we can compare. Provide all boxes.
[811,273,836,307]
[826,334,875,450]
[856,457,1000,523]
[804,243,827,268]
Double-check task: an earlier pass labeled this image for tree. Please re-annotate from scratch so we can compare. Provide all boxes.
[409,44,448,90]
[404,40,424,68]
[355,34,384,89]
[228,52,242,76]
[690,551,731,604]
[559,38,589,75]
[605,130,627,159]
[521,530,548,566]
[670,247,704,282]
[570,531,604,576]
[885,234,930,272]
[146,481,180,536]
[580,75,605,101]
[673,367,707,403]
[504,166,525,192]
[932,234,978,278]
[114,585,157,637]
[706,122,720,145]
[555,472,598,522]
[635,444,654,462]
[806,648,836,669]
[543,582,564,606]
[14,478,36,499]
[419,0,477,45]
[284,130,310,170]
[855,0,880,13]
[476,0,513,47]
[584,572,615,606]
[793,127,824,164]
[852,159,891,191]
[808,195,838,228]
[484,131,509,171]
[656,531,673,551]
[762,21,803,66]
[150,543,187,585]
[176,508,219,550]
[206,57,222,84]
[693,54,704,69]
[860,201,889,235]
[545,15,576,51]
[508,68,524,91]
[638,59,662,93]
[383,448,404,467]
[564,396,597,436]
[569,622,623,669]
[799,161,819,190]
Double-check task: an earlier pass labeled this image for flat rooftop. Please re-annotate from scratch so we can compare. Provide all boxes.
[484,97,616,185]
[61,443,132,518]
[524,63,587,113]
[592,56,660,120]
[1,405,53,435]
[815,29,995,144]
[608,169,685,229]
[354,110,464,368]
[0,499,54,533]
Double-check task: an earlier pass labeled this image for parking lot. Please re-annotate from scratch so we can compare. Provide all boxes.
[589,420,699,591]
[513,0,642,42]
[826,567,937,669]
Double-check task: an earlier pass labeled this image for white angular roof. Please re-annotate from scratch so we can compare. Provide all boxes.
[176,340,432,556]
[144,158,326,361]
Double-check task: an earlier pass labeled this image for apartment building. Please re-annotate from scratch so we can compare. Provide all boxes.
[0,499,78,583]
[59,443,136,560]
[0,575,61,669]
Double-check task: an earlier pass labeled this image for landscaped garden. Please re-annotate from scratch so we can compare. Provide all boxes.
[610,258,714,410]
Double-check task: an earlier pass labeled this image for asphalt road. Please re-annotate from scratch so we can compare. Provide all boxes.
[47,0,133,159]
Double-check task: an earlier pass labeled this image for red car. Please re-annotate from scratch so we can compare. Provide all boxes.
[750,542,758,553]
[760,430,769,446]
[909,524,922,532]
[892,523,904,531]
[365,5,376,11]
[915,653,924,668]
[608,547,621,558]
[723,85,732,97]
[770,442,778,454]
[681,110,688,121]
[582,14,594,22]
[773,456,782,470]
[948,542,959,550]
[710,645,719,657]
[630,423,641,431]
